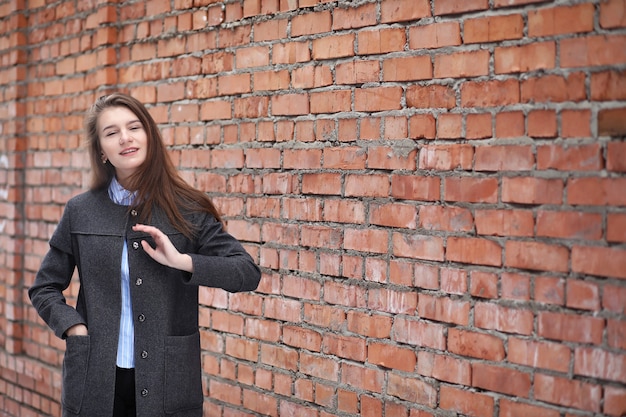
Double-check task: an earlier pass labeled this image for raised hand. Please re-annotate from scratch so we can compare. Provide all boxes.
[132,224,194,272]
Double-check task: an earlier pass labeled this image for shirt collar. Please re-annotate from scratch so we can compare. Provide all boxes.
[108,176,137,206]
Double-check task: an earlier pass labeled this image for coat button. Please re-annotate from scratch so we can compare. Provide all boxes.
[132,241,139,250]
[141,389,148,397]
[138,314,145,322]
[135,278,143,286]
[141,350,148,359]
[131,209,138,216]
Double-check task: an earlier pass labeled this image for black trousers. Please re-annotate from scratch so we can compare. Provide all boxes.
[113,367,136,417]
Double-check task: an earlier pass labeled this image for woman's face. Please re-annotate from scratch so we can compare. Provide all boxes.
[98,106,148,188]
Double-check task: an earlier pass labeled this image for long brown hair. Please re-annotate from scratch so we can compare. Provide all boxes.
[85,93,222,237]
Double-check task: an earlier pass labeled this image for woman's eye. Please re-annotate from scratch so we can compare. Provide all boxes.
[105,131,117,137]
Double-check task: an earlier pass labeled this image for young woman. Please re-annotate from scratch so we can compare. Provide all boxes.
[29,93,261,417]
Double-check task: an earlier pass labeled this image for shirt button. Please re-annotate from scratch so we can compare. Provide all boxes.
[141,389,148,397]
[135,278,143,286]
[141,350,148,359]
[132,241,139,250]
[138,314,145,322]
[131,209,138,216]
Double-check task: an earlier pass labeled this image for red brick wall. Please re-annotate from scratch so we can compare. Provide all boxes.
[1,0,625,416]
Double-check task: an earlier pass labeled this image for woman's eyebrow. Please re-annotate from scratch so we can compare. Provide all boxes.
[101,119,141,132]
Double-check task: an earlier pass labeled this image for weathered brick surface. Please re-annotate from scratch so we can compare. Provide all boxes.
[1,0,625,416]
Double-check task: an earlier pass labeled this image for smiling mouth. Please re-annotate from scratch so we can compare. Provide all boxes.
[120,148,138,155]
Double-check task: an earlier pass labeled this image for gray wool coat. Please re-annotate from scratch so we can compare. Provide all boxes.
[29,187,261,417]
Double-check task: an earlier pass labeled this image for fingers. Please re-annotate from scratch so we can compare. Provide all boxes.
[132,223,161,238]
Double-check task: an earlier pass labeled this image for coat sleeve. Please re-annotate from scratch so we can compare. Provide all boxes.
[185,213,261,293]
[28,201,86,339]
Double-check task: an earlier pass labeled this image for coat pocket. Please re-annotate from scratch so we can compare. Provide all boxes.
[164,332,203,413]
[62,335,91,414]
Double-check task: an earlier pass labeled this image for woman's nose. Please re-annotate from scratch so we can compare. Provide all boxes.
[119,129,132,144]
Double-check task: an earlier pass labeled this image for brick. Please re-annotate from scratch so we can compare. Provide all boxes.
[502,177,563,205]
[381,0,430,23]
[322,333,366,361]
[521,73,586,103]
[475,302,533,335]
[357,28,406,55]
[604,385,626,417]
[368,342,416,372]
[470,271,498,299]
[336,60,380,85]
[345,174,389,197]
[528,3,594,37]
[538,311,604,344]
[572,245,626,280]
[382,56,433,83]
[418,294,470,325]
[310,90,351,114]
[511,274,540,303]
[273,41,310,64]
[312,33,355,59]
[472,363,531,397]
[292,65,332,89]
[344,228,388,254]
[505,240,568,273]
[243,390,278,415]
[369,202,417,228]
[437,113,462,139]
[440,385,494,417]
[535,374,601,412]
[464,14,524,43]
[394,317,446,350]
[235,45,270,69]
[419,205,473,232]
[536,210,602,241]
[567,177,626,206]
[354,86,403,112]
[508,337,571,373]
[528,109,557,138]
[392,232,445,261]
[435,0,488,15]
[407,84,456,109]
[332,3,377,30]
[561,109,592,138]
[474,145,534,172]
[302,174,341,195]
[592,70,626,101]
[608,319,626,350]
[608,213,626,242]
[600,0,626,29]
[495,41,556,74]
[561,35,626,68]
[388,372,436,406]
[347,311,392,339]
[461,79,520,107]
[446,236,502,267]
[435,50,489,78]
[253,18,288,41]
[409,21,461,49]
[291,10,331,36]
[575,347,626,383]
[323,199,366,224]
[271,93,309,116]
[495,111,525,138]
[599,107,626,137]
[341,363,384,393]
[444,177,498,203]
[500,399,560,417]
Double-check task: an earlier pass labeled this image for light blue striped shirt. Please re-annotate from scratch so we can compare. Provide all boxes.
[108,177,136,369]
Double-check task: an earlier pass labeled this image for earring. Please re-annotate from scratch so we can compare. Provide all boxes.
[102,156,108,164]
